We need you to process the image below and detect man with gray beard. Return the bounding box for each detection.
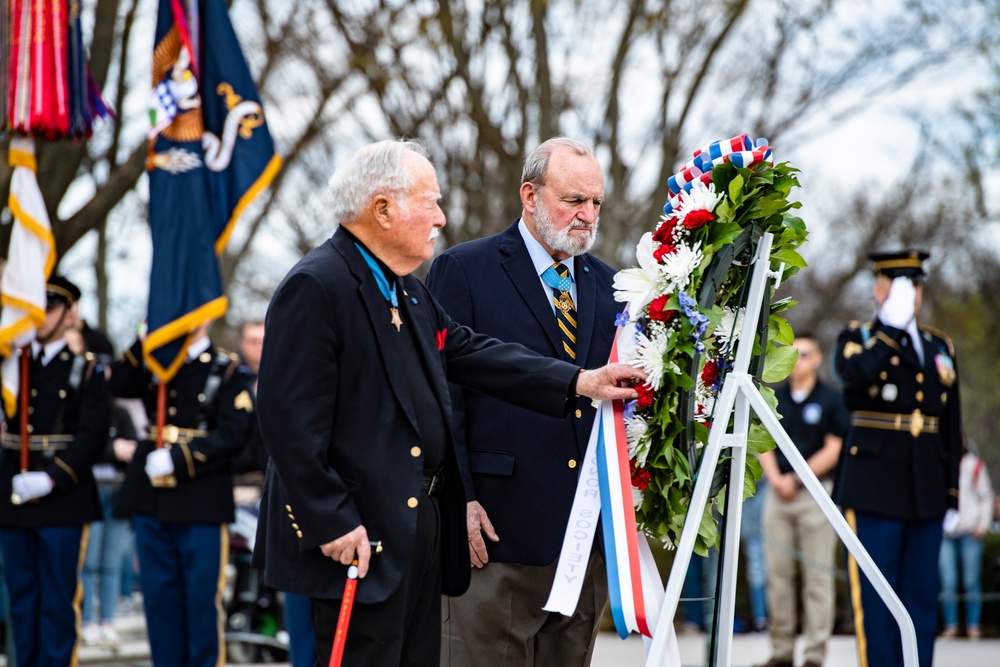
[427,138,618,666]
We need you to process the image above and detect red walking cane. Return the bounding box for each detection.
[328,559,359,667]
[327,540,380,667]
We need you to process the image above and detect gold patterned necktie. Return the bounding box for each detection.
[550,263,577,361]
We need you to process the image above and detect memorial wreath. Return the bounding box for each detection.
[612,134,809,555]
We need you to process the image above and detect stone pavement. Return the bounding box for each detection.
[592,630,1000,666]
[2,613,996,666]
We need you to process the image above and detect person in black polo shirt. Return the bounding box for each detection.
[756,333,849,667]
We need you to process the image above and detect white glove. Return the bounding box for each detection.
[145,448,175,480]
[879,276,915,328]
[942,508,961,533]
[12,472,53,503]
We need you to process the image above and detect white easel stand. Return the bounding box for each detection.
[644,232,919,667]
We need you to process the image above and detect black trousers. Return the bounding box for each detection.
[311,495,441,667]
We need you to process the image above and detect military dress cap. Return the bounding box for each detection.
[46,275,82,307]
[868,249,929,282]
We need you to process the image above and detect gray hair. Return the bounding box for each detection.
[328,139,430,225]
[521,137,596,186]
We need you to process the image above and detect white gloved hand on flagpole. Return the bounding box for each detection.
[12,471,53,502]
[145,448,175,480]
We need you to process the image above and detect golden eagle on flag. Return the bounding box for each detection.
[145,0,281,381]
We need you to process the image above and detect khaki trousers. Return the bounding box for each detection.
[762,480,837,665]
[441,545,608,667]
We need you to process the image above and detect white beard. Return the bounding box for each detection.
[534,198,598,256]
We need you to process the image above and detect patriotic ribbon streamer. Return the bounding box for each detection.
[663,133,773,215]
[545,320,680,664]
[596,396,651,638]
[544,397,664,639]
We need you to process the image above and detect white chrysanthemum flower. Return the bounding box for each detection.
[625,415,650,466]
[714,307,745,348]
[694,376,712,404]
[659,242,703,292]
[675,181,722,220]
[613,232,659,311]
[631,329,669,391]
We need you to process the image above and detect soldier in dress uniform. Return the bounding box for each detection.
[0,275,111,667]
[108,321,255,667]
[833,249,962,667]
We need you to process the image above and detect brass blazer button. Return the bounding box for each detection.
[407,497,418,508]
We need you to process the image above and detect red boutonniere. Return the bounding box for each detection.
[435,328,447,351]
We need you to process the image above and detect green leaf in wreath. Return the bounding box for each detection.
[707,221,743,247]
[750,193,792,220]
[781,214,807,237]
[713,198,734,225]
[728,173,745,206]
[749,169,775,186]
[747,422,777,455]
[761,344,798,383]
[771,246,807,270]
[770,297,797,315]
[758,385,780,415]
[698,503,720,552]
[742,455,764,500]
[769,314,795,346]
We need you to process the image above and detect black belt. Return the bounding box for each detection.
[420,471,445,496]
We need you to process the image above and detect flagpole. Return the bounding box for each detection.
[155,382,167,451]
[18,345,30,473]
[149,381,177,488]
[13,345,31,505]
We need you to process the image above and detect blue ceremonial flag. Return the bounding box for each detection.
[145,0,281,381]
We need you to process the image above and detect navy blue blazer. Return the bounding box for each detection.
[426,221,619,565]
[252,227,579,604]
